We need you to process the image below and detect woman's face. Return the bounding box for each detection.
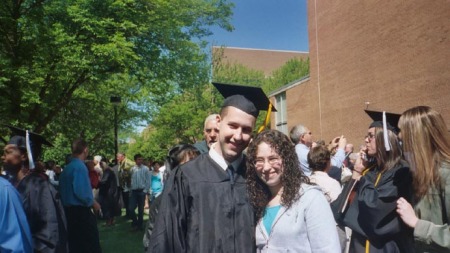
[254,142,283,189]
[365,127,377,156]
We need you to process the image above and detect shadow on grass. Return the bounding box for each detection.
[98,210,148,253]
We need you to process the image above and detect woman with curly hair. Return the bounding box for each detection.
[246,130,340,252]
[396,106,450,252]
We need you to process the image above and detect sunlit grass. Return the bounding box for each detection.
[98,210,148,253]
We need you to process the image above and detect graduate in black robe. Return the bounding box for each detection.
[148,83,275,253]
[148,154,255,253]
[16,166,68,253]
[143,144,200,251]
[343,161,414,252]
[98,162,121,226]
[2,126,68,253]
[339,112,414,253]
[98,162,120,226]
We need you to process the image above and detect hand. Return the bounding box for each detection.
[396,197,418,228]
[92,201,101,212]
[337,135,347,150]
[353,151,366,174]
[330,136,340,149]
[352,169,362,180]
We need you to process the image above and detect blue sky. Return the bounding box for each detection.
[209,0,309,52]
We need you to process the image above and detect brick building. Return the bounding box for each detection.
[270,1,450,145]
[213,46,308,77]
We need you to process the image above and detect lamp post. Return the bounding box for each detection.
[110,96,121,165]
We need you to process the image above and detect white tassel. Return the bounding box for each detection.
[382,112,391,151]
[26,130,35,170]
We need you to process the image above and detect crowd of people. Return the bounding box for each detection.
[0,126,201,253]
[145,89,450,253]
[1,84,450,253]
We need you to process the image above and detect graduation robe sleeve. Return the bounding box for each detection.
[147,154,255,253]
[147,165,188,253]
[344,163,414,251]
[17,173,68,253]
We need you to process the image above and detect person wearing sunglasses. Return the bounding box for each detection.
[341,113,414,253]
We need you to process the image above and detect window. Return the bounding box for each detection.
[275,92,287,134]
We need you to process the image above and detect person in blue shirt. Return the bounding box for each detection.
[289,124,347,182]
[0,176,33,253]
[59,138,102,253]
[149,161,163,202]
[129,154,150,231]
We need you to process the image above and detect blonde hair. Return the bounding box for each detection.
[399,106,450,198]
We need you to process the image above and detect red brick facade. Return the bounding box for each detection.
[213,46,308,77]
[270,1,450,145]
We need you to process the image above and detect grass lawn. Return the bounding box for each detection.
[98,210,148,253]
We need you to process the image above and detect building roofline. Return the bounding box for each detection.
[212,45,309,54]
[269,76,310,97]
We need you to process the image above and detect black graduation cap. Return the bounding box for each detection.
[4,125,53,168]
[212,82,276,118]
[364,110,401,134]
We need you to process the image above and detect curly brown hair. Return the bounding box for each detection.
[246,130,310,220]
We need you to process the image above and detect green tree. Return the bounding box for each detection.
[211,54,310,133]
[212,62,266,87]
[266,57,310,91]
[0,0,233,161]
[126,82,220,161]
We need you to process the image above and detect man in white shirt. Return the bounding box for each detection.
[129,154,150,230]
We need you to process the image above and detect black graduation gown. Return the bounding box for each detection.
[148,154,255,253]
[343,160,415,253]
[98,168,120,219]
[16,172,68,253]
[144,193,163,251]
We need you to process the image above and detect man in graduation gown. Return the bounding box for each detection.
[2,126,68,253]
[148,83,273,253]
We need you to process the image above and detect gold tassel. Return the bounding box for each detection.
[258,103,273,133]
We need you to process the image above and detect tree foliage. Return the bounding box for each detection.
[0,0,233,163]
[125,53,310,161]
[266,57,310,91]
[125,82,221,161]
[212,53,310,135]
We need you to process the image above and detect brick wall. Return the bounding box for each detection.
[278,0,450,146]
[213,46,309,77]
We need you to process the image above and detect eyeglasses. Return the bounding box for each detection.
[254,157,282,168]
[365,132,375,140]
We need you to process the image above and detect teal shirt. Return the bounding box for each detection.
[150,173,162,194]
[263,205,281,235]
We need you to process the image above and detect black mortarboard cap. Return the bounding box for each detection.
[364,110,401,134]
[4,125,53,161]
[212,82,276,118]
